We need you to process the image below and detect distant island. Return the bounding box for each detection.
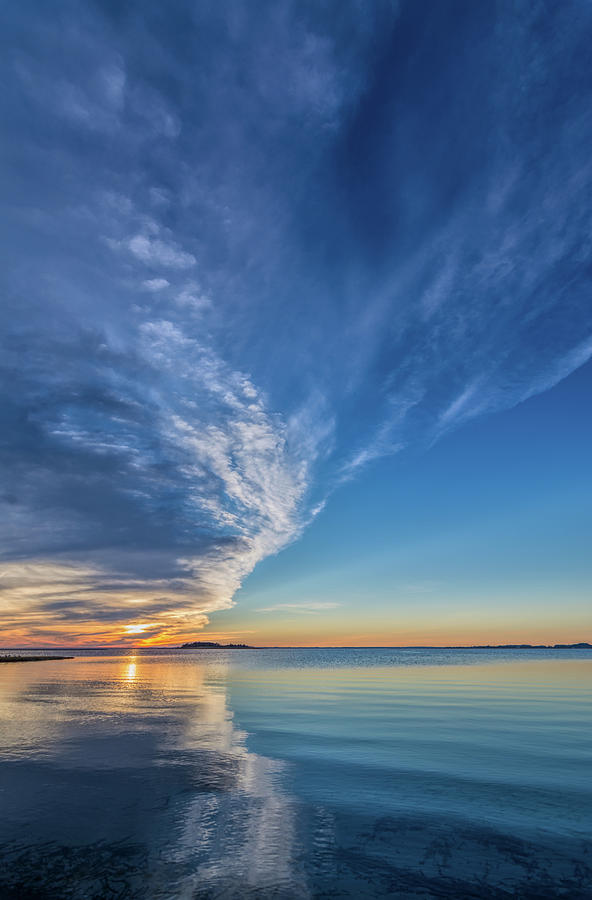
[180,641,253,649]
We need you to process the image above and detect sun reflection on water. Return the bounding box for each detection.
[123,656,137,684]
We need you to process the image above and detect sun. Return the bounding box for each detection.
[124,623,159,635]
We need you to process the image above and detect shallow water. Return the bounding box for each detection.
[0,648,590,898]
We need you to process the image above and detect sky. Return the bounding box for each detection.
[1,0,591,648]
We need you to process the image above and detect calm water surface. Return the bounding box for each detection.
[0,648,590,898]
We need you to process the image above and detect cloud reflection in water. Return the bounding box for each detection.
[0,652,305,898]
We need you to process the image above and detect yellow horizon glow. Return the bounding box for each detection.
[3,628,590,649]
[3,596,590,649]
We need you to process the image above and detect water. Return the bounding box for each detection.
[0,648,590,898]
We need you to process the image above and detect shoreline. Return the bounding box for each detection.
[0,656,74,663]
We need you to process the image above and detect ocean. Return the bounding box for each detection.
[0,647,590,898]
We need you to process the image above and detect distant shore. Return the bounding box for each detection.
[454,643,592,649]
[0,656,74,663]
[0,643,589,653]
[179,642,591,650]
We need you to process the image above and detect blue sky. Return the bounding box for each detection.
[1,0,591,645]
[228,360,592,644]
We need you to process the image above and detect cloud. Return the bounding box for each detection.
[0,312,333,643]
[143,278,170,292]
[127,235,196,269]
[175,285,211,311]
[255,602,341,614]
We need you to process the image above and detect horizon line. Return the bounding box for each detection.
[1,641,590,651]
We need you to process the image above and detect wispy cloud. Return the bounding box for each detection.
[255,602,341,614]
[175,284,211,311]
[127,234,196,269]
[143,278,170,292]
